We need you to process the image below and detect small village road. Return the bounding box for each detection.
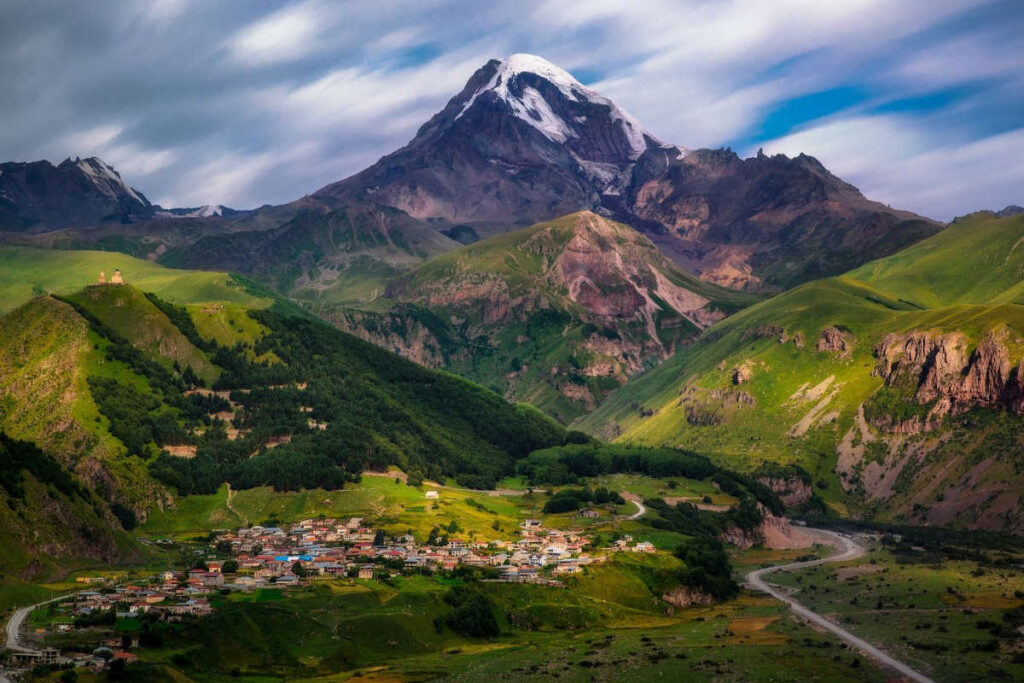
[4,593,67,653]
[746,528,933,683]
[627,498,646,520]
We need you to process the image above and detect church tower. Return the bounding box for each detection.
[110,268,124,285]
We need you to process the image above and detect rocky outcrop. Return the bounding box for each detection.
[323,307,449,368]
[871,328,1024,431]
[732,362,754,385]
[742,324,787,343]
[757,476,813,507]
[720,511,805,550]
[816,326,853,358]
[866,328,1024,434]
[662,586,715,608]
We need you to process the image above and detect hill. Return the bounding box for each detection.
[0,244,270,314]
[579,212,1024,532]
[160,202,458,304]
[0,254,573,579]
[325,212,757,423]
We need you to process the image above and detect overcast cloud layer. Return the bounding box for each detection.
[1,0,1021,220]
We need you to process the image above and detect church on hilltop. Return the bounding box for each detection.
[97,268,124,285]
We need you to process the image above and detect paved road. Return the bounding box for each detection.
[4,595,61,653]
[746,529,933,683]
[627,498,646,520]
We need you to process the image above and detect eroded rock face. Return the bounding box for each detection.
[732,362,753,385]
[369,212,733,418]
[662,586,715,609]
[816,326,853,358]
[757,476,813,507]
[720,510,801,550]
[871,328,1024,431]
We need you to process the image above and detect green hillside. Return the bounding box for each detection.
[845,210,1024,307]
[327,212,758,423]
[159,202,460,305]
[0,244,269,313]
[580,212,1024,532]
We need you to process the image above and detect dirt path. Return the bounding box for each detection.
[745,529,933,683]
[225,483,246,526]
[361,471,531,496]
[619,492,646,519]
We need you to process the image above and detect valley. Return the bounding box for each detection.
[0,25,1021,682]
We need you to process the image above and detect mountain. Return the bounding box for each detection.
[314,54,666,237]
[2,55,939,299]
[579,211,1024,533]
[322,211,757,423]
[0,156,154,231]
[310,54,940,290]
[160,202,459,303]
[618,146,940,290]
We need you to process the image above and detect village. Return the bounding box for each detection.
[11,511,657,675]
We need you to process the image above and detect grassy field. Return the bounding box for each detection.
[139,471,739,545]
[35,566,887,682]
[0,245,270,313]
[763,542,1024,681]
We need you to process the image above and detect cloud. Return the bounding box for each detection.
[227,1,324,66]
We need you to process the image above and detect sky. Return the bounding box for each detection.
[1,0,1021,220]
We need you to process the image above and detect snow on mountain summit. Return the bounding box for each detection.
[456,54,657,160]
[72,156,147,205]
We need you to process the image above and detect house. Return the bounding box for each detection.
[357,567,374,580]
[576,508,600,519]
[632,541,655,553]
[425,490,439,499]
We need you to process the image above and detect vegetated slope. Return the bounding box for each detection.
[1,278,566,517]
[579,212,1024,533]
[322,212,757,423]
[0,245,269,313]
[0,432,140,580]
[0,295,170,527]
[160,202,459,305]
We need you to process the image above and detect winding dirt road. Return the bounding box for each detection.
[745,529,933,683]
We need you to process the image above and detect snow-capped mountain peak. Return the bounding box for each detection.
[455,53,658,161]
[72,156,147,206]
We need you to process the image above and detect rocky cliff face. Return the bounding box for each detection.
[619,147,940,290]
[341,212,748,422]
[0,157,153,232]
[756,475,813,507]
[870,328,1024,432]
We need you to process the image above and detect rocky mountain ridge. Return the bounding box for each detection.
[0,156,154,231]
[329,212,755,422]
